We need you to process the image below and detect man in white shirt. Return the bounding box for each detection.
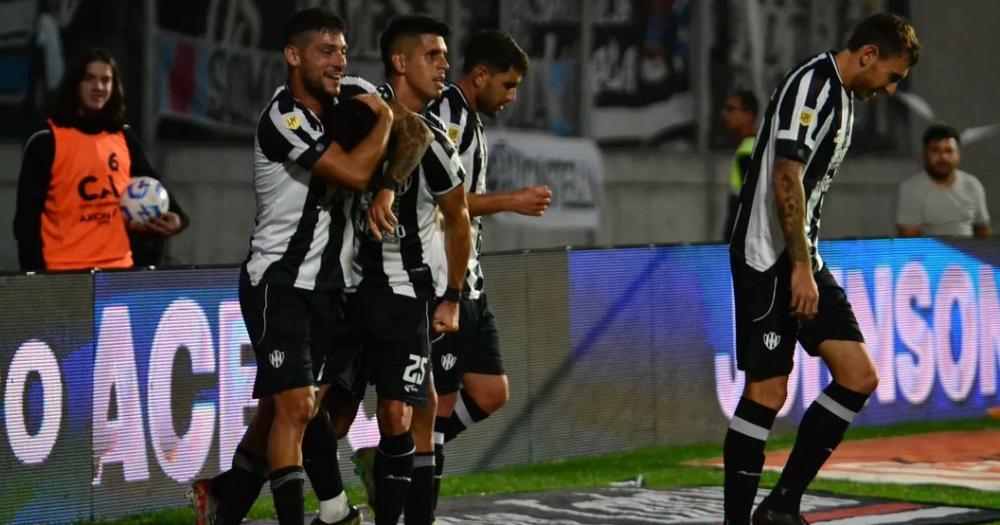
[896,124,991,237]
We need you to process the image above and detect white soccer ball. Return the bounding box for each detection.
[120,176,170,226]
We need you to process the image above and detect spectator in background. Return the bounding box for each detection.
[13,47,187,272]
[721,89,758,242]
[896,124,991,237]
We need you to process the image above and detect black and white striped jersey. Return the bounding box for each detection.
[731,51,855,272]
[353,82,466,299]
[244,85,354,291]
[427,84,486,299]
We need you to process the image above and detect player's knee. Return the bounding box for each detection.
[744,379,788,411]
[275,390,315,429]
[848,366,879,395]
[436,392,458,417]
[377,401,411,435]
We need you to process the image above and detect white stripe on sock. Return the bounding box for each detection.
[815,392,858,423]
[729,415,771,441]
[454,396,476,429]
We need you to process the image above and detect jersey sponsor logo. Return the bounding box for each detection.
[763,331,781,350]
[269,349,285,368]
[79,209,118,224]
[441,353,457,371]
[447,125,460,144]
[78,175,123,201]
[799,108,815,126]
[284,114,301,130]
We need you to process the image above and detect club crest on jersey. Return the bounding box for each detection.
[447,125,460,144]
[269,349,285,368]
[441,353,457,371]
[763,332,781,351]
[799,109,814,127]
[284,114,301,130]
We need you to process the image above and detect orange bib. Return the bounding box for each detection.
[42,119,133,270]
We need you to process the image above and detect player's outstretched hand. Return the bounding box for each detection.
[367,188,397,242]
[513,185,552,216]
[432,299,459,334]
[130,211,183,237]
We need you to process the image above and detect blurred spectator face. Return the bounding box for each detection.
[477,67,523,118]
[924,137,961,180]
[721,95,753,135]
[78,60,113,115]
[295,29,347,98]
[852,48,910,101]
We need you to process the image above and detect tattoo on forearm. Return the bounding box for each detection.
[382,101,433,185]
[773,157,810,265]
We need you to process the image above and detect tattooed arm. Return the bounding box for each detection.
[772,156,818,320]
[366,100,434,238]
[382,98,433,185]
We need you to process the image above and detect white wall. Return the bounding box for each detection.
[0,144,918,271]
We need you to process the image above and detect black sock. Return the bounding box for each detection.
[403,452,435,525]
[303,408,345,500]
[724,397,777,525]
[218,446,269,525]
[440,390,490,442]
[431,422,446,514]
[767,383,869,514]
[374,432,415,525]
[270,465,306,525]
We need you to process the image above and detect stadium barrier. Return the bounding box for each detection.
[2,238,999,523]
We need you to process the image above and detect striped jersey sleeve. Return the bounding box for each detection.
[420,113,466,196]
[774,67,836,164]
[257,93,327,170]
[429,88,470,148]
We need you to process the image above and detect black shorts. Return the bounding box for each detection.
[240,267,346,399]
[323,292,370,403]
[731,253,865,379]
[432,293,505,395]
[354,287,431,406]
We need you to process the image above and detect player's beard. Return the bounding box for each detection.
[304,67,338,100]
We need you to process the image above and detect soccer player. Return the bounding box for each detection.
[725,13,919,525]
[350,14,471,525]
[415,30,547,524]
[189,8,393,525]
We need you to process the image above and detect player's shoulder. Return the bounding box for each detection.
[421,111,448,134]
[339,75,378,99]
[783,51,838,86]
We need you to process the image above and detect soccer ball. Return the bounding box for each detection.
[120,176,170,226]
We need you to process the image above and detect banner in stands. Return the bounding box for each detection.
[487,130,602,228]
[156,0,499,134]
[589,0,694,141]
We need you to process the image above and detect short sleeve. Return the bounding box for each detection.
[257,101,325,170]
[774,69,834,165]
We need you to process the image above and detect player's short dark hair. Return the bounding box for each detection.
[846,13,921,66]
[379,14,451,77]
[50,47,126,130]
[461,30,529,75]
[730,89,759,116]
[283,7,346,47]
[922,124,961,148]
